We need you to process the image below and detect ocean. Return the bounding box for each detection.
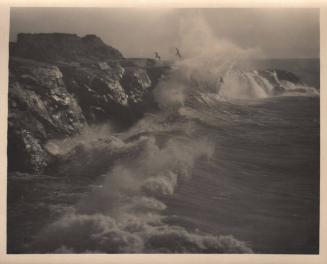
[7,58,320,253]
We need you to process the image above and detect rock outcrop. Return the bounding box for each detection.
[8,58,86,173]
[59,61,156,125]
[8,33,171,173]
[10,33,124,63]
[258,69,303,95]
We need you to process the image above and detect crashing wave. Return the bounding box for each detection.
[30,124,255,253]
[32,213,253,253]
[153,60,318,110]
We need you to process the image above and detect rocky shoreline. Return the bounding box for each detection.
[8,33,171,174]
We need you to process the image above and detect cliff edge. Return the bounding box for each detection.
[8,33,171,173]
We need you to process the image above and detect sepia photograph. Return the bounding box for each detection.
[5,6,320,256]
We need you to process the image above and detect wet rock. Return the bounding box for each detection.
[122,67,151,104]
[59,61,167,126]
[8,57,86,173]
[8,129,50,173]
[8,34,172,173]
[258,69,302,87]
[146,64,172,88]
[59,63,131,124]
[274,69,302,84]
[258,69,303,96]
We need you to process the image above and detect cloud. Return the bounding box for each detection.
[10,8,319,59]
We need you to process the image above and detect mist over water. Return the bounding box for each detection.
[36,134,253,253]
[153,14,317,109]
[23,14,319,254]
[37,109,254,253]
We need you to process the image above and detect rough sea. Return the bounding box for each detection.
[7,58,320,254]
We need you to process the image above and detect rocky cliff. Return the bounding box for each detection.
[8,33,171,174]
[10,33,124,62]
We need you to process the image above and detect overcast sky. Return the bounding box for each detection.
[10,8,319,59]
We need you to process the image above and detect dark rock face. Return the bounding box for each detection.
[258,69,302,95]
[121,67,152,104]
[59,62,129,124]
[8,129,50,173]
[8,58,86,173]
[11,33,124,63]
[8,34,171,173]
[59,61,158,125]
[258,69,302,87]
[274,69,302,84]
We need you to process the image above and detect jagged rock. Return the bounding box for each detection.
[10,33,124,63]
[258,69,303,95]
[8,129,50,173]
[59,63,131,124]
[59,61,166,125]
[274,69,302,84]
[258,69,302,87]
[120,58,171,88]
[8,33,172,173]
[121,67,151,104]
[8,57,86,173]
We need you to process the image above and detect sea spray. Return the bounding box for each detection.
[31,131,253,253]
[33,212,253,253]
[28,13,318,254]
[153,14,317,104]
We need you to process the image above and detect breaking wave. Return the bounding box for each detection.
[153,61,318,110]
[30,13,319,254]
[33,126,253,253]
[33,213,252,253]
